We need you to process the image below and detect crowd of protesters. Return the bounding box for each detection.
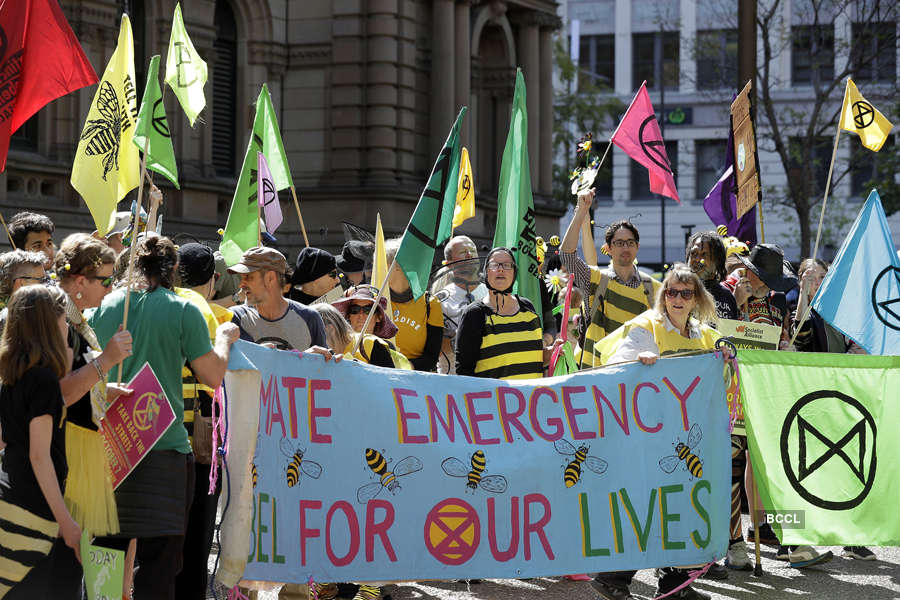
[0,184,880,600]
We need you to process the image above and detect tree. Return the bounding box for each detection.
[754,0,899,257]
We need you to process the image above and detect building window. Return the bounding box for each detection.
[850,134,894,198]
[788,137,831,196]
[630,140,678,201]
[851,21,897,83]
[212,0,238,177]
[696,139,727,199]
[791,25,834,86]
[696,30,738,90]
[577,34,615,89]
[9,114,38,153]
[633,32,680,92]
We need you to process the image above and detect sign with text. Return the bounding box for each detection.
[80,532,125,600]
[100,362,175,488]
[217,342,730,586]
[717,318,780,350]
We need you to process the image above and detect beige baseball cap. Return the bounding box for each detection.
[226,246,287,274]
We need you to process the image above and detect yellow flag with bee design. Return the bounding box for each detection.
[71,15,140,235]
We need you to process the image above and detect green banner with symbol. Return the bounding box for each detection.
[739,350,900,545]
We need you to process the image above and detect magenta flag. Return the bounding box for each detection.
[610,81,679,202]
[257,151,283,233]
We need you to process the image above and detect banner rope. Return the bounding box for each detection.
[654,561,716,600]
[211,384,234,600]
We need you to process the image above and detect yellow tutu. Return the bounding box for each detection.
[64,423,119,536]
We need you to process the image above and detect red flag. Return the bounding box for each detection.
[0,0,98,171]
[611,81,679,202]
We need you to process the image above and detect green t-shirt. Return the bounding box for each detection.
[89,287,213,453]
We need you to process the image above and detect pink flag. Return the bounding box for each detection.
[610,81,679,202]
[257,151,283,233]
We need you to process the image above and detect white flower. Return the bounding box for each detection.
[544,269,567,294]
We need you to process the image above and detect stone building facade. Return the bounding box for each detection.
[2,0,565,262]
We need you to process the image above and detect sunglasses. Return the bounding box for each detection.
[91,275,114,288]
[15,275,49,284]
[347,304,371,315]
[665,288,695,300]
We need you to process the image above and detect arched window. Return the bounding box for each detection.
[212,0,238,177]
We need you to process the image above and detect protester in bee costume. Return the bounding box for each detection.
[455,247,550,380]
[590,264,720,600]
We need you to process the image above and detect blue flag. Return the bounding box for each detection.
[812,190,900,355]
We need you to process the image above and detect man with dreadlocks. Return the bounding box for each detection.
[686,231,740,322]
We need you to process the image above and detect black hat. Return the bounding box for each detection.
[736,244,798,292]
[292,247,336,286]
[335,240,371,273]
[178,243,216,287]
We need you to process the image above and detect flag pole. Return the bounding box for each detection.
[116,137,151,385]
[289,185,310,247]
[351,256,398,356]
[757,200,765,243]
[0,213,16,248]
[787,125,842,348]
[257,175,263,247]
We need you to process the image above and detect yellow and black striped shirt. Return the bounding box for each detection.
[455,296,544,380]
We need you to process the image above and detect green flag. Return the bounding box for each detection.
[395,107,466,299]
[132,55,178,188]
[165,2,207,125]
[739,350,900,545]
[493,69,541,325]
[220,84,292,265]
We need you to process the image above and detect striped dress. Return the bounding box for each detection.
[454,296,544,380]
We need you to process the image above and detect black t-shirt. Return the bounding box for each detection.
[704,279,741,321]
[0,366,67,520]
[67,327,97,431]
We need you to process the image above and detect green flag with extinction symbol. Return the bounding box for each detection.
[132,55,178,188]
[220,84,293,265]
[493,69,541,325]
[395,107,466,299]
[165,2,207,125]
[739,350,900,545]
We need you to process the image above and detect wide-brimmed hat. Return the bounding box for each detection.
[736,244,797,292]
[332,284,398,339]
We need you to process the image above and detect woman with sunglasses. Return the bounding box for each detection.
[332,285,411,370]
[455,247,549,380]
[596,263,718,367]
[52,234,133,555]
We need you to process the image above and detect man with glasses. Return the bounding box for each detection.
[229,247,327,351]
[0,249,48,309]
[560,188,660,369]
[434,235,486,373]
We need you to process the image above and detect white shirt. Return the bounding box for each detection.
[607,311,704,364]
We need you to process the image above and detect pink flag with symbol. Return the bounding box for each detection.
[257,151,283,233]
[611,81,679,202]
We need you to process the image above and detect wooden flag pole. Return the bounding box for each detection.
[788,127,842,348]
[351,256,398,356]
[290,185,310,248]
[116,137,152,385]
[0,213,16,248]
[757,199,766,243]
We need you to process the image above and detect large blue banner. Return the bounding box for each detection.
[219,341,730,585]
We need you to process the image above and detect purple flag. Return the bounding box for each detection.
[702,127,757,245]
[257,151,283,233]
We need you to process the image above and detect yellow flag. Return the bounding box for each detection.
[452,147,475,229]
[839,79,893,152]
[71,15,140,235]
[373,213,391,319]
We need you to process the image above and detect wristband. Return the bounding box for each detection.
[91,358,105,380]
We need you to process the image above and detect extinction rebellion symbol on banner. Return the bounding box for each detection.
[780,390,876,510]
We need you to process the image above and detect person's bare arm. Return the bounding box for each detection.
[560,188,595,254]
[30,415,81,561]
[581,216,598,266]
[189,322,240,388]
[60,328,133,406]
[146,184,163,233]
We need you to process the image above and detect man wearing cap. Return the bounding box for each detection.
[174,243,232,599]
[336,240,373,288]
[291,247,342,304]
[229,246,327,351]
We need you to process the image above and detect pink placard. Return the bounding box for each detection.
[100,362,176,489]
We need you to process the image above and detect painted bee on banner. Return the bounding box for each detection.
[356,448,423,504]
[555,439,608,487]
[659,423,703,479]
[251,462,258,488]
[80,81,131,181]
[279,438,323,488]
[441,450,508,494]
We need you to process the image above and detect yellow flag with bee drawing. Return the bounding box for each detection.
[71,15,140,235]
